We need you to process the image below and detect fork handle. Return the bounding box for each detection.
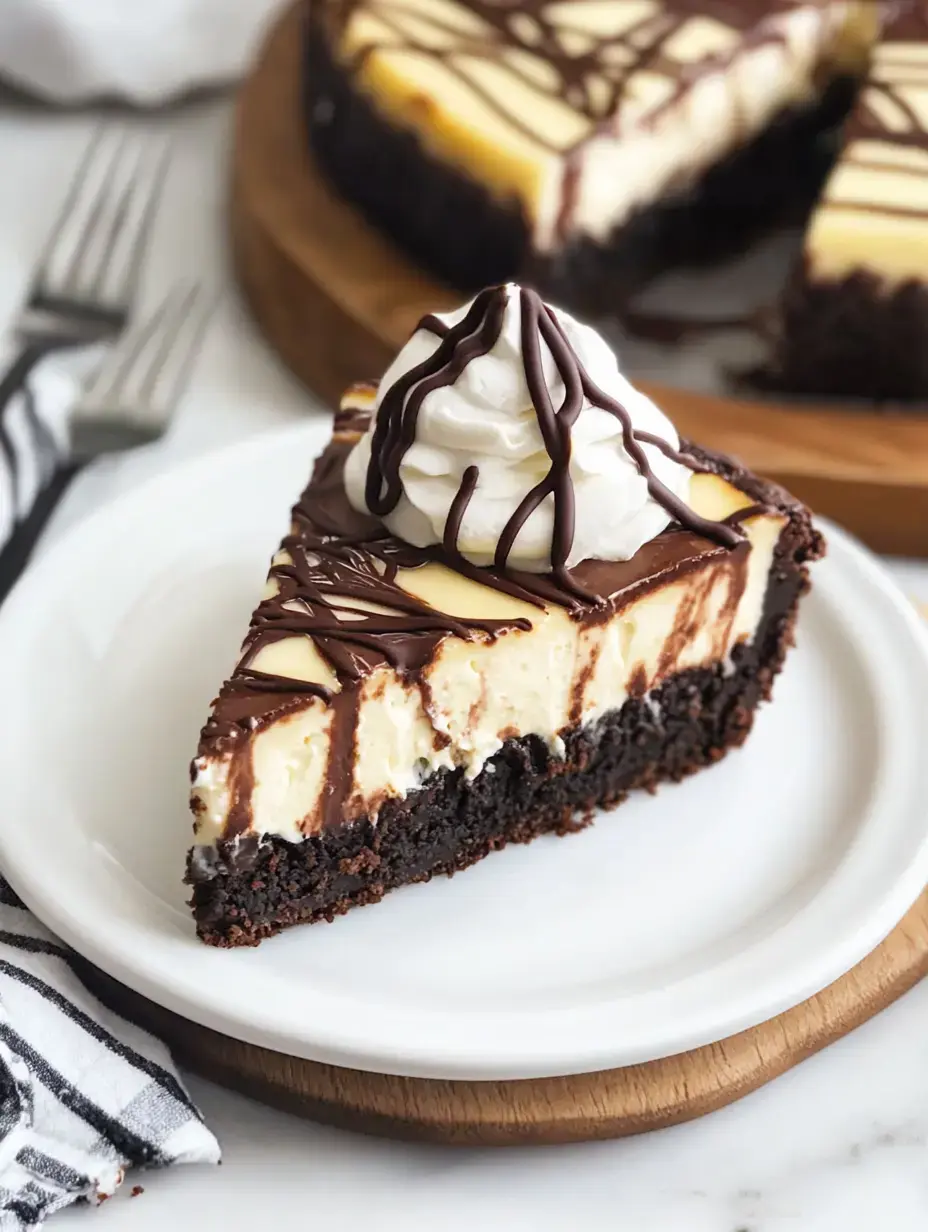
[0,338,50,433]
[0,463,82,605]
[0,339,79,605]
[0,337,53,390]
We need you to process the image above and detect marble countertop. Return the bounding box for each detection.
[4,99,927,1232]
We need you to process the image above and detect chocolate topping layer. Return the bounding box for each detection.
[330,0,799,128]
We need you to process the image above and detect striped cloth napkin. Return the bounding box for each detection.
[0,879,219,1230]
[0,349,90,558]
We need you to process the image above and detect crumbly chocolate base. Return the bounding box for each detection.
[757,265,928,403]
[304,17,853,310]
[188,471,821,947]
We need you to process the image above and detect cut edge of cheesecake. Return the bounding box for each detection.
[186,384,824,948]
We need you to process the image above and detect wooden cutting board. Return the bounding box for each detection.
[230,1,928,558]
[82,893,928,1145]
[113,1,927,1144]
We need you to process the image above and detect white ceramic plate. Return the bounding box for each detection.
[2,421,928,1081]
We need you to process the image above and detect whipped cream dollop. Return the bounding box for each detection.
[344,284,693,572]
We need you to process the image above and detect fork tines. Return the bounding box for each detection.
[72,283,215,458]
[31,127,171,326]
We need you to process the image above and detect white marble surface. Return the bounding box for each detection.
[2,98,927,1231]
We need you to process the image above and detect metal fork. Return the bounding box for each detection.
[71,282,214,458]
[18,126,168,348]
[0,127,169,481]
[0,282,215,603]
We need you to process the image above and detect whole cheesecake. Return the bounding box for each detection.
[303,0,876,307]
[187,285,823,947]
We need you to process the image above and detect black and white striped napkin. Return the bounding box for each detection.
[0,350,87,557]
[0,879,219,1230]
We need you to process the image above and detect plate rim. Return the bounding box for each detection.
[3,422,928,1080]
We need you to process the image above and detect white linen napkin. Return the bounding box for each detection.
[0,0,286,105]
[0,879,219,1230]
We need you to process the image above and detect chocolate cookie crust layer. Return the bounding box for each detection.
[304,15,854,308]
[760,267,928,403]
[187,446,822,949]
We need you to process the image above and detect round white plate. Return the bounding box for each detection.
[2,422,928,1081]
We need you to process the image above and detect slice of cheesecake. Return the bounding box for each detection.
[187,286,823,947]
[305,0,876,306]
[764,3,928,400]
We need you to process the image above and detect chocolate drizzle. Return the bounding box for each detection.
[365,288,506,516]
[850,4,928,142]
[364,285,741,604]
[238,498,529,705]
[442,464,479,556]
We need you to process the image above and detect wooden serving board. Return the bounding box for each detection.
[231,1,928,558]
[83,894,928,1145]
[131,2,928,1143]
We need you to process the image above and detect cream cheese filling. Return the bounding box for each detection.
[191,472,785,846]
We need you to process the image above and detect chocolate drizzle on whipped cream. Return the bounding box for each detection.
[364,285,740,603]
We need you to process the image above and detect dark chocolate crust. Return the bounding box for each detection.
[187,445,823,948]
[758,264,928,403]
[304,11,853,310]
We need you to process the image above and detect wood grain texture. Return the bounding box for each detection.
[212,2,928,1142]
[80,892,928,1145]
[231,0,928,557]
